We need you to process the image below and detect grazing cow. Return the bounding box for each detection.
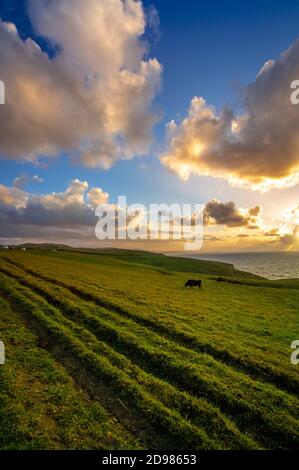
[185,279,202,289]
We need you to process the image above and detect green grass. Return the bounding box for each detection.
[0,294,140,450]
[0,248,298,449]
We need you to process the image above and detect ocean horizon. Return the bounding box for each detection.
[168,251,299,280]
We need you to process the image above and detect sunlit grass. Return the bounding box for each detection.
[0,249,298,449]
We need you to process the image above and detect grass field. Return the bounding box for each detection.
[0,248,298,449]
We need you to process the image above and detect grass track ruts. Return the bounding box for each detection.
[1,265,299,448]
[1,272,257,450]
[1,256,298,398]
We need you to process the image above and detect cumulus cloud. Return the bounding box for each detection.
[264,224,299,248]
[0,0,162,166]
[0,179,109,241]
[0,184,27,208]
[13,173,43,189]
[88,187,109,208]
[161,39,299,191]
[204,199,261,228]
[261,204,299,248]
[275,204,299,235]
[0,178,264,246]
[278,226,299,246]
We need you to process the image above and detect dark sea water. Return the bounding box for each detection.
[178,252,299,280]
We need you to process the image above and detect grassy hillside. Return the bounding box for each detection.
[0,248,299,449]
[17,244,262,278]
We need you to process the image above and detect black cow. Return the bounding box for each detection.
[185,279,202,289]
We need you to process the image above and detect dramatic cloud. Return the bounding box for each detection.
[0,0,162,167]
[204,200,262,228]
[278,226,299,246]
[0,184,26,207]
[88,187,109,208]
[161,39,299,191]
[0,178,264,247]
[274,204,299,245]
[260,203,299,249]
[0,179,109,241]
[263,225,299,248]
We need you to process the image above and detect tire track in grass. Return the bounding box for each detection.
[2,271,261,450]
[0,295,141,450]
[41,291,299,449]
[2,266,299,449]
[0,273,243,450]
[1,256,298,398]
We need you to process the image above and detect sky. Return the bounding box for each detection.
[0,0,299,252]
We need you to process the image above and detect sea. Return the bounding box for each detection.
[173,251,299,280]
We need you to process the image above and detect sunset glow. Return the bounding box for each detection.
[0,0,298,253]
